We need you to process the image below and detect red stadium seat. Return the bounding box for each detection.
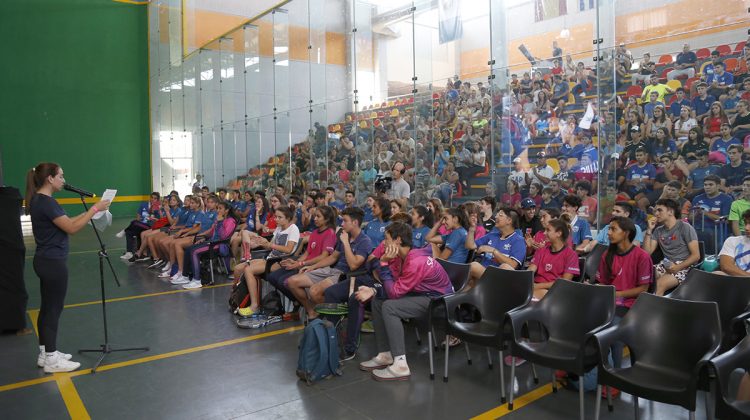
[660,67,673,80]
[735,41,747,54]
[742,91,750,101]
[724,58,738,73]
[658,54,673,65]
[686,77,700,90]
[626,85,642,98]
[696,48,711,60]
[668,95,677,105]
[716,44,732,57]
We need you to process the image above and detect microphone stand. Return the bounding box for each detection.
[76,194,148,372]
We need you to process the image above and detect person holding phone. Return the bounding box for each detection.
[25,162,111,372]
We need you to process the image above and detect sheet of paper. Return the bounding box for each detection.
[101,189,117,203]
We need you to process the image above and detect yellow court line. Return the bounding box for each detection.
[470,385,554,420]
[25,247,126,259]
[55,195,150,205]
[59,282,233,310]
[1,325,304,393]
[55,375,91,420]
[68,325,305,378]
[0,376,56,393]
[28,309,40,337]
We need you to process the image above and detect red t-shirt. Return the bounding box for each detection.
[305,227,337,261]
[596,246,652,308]
[530,245,580,284]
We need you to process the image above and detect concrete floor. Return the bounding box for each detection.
[0,217,720,419]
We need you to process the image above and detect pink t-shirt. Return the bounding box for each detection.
[305,227,337,261]
[532,230,574,248]
[596,246,652,308]
[531,245,580,284]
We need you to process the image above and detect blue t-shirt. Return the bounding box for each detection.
[570,216,593,246]
[692,193,733,228]
[669,99,692,118]
[363,206,374,224]
[689,165,719,189]
[196,211,217,233]
[184,210,200,228]
[710,137,741,155]
[596,224,644,245]
[626,163,657,194]
[412,226,431,249]
[652,139,677,157]
[232,200,248,214]
[718,161,750,189]
[30,194,68,259]
[168,206,183,221]
[474,229,527,268]
[333,232,373,272]
[245,209,267,232]
[675,51,697,67]
[708,71,734,88]
[692,95,717,116]
[177,208,192,226]
[442,227,469,264]
[363,219,390,247]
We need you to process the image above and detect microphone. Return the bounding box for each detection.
[64,183,95,198]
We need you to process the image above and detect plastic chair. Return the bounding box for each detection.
[686,77,700,90]
[626,85,643,98]
[592,293,721,420]
[716,44,732,57]
[666,79,682,92]
[659,54,674,65]
[506,280,616,419]
[725,58,739,73]
[660,67,674,80]
[708,335,750,419]
[426,258,472,374]
[736,41,747,54]
[697,48,711,60]
[582,243,608,282]
[668,269,750,351]
[441,267,533,403]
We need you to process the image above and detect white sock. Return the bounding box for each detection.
[394,355,406,364]
[39,345,45,353]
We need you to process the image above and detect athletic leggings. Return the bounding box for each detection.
[33,256,68,353]
[125,221,150,253]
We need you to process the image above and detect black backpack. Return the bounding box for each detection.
[228,281,250,312]
[261,290,284,316]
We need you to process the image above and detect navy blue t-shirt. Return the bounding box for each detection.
[333,231,373,272]
[30,194,68,259]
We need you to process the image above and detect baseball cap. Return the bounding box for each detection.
[537,151,547,158]
[630,125,641,133]
[513,157,522,163]
[520,198,536,209]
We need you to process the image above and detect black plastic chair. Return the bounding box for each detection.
[193,234,232,285]
[668,269,750,351]
[582,244,608,282]
[708,335,750,419]
[592,293,721,420]
[425,259,471,371]
[439,267,533,403]
[506,280,616,419]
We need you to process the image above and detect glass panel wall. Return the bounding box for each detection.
[150,0,750,240]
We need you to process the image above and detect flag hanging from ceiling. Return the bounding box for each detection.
[438,0,462,44]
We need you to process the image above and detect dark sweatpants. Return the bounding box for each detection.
[33,256,68,353]
[323,274,375,354]
[266,267,298,302]
[125,221,150,253]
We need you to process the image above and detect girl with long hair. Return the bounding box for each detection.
[426,207,471,263]
[25,163,111,372]
[181,201,239,289]
[528,219,580,299]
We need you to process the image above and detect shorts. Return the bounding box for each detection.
[655,259,688,282]
[302,267,344,284]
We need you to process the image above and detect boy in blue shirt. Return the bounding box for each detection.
[625,147,657,201]
[561,195,593,251]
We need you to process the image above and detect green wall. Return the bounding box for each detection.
[0,0,149,216]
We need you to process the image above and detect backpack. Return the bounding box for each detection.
[296,319,342,385]
[261,290,284,316]
[228,280,250,312]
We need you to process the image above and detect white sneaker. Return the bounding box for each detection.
[170,275,189,285]
[182,280,202,289]
[147,259,163,269]
[160,263,173,273]
[158,271,173,278]
[37,350,72,368]
[120,252,133,260]
[115,229,125,238]
[43,353,80,373]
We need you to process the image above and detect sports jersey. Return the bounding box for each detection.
[596,245,653,308]
[412,226,431,249]
[626,163,657,195]
[441,227,469,264]
[474,229,527,268]
[305,227,337,260]
[530,245,580,284]
[569,216,593,246]
[363,219,390,247]
[691,193,733,228]
[376,247,453,299]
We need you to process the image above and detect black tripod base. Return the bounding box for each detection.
[79,344,149,373]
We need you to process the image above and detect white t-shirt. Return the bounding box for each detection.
[719,235,750,272]
[509,170,529,188]
[269,224,301,258]
[528,164,554,186]
[389,178,411,199]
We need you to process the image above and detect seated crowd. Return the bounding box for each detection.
[115,38,750,386]
[114,174,750,385]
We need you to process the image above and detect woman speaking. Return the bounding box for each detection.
[25,163,110,373]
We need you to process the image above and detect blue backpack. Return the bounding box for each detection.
[296,319,342,385]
